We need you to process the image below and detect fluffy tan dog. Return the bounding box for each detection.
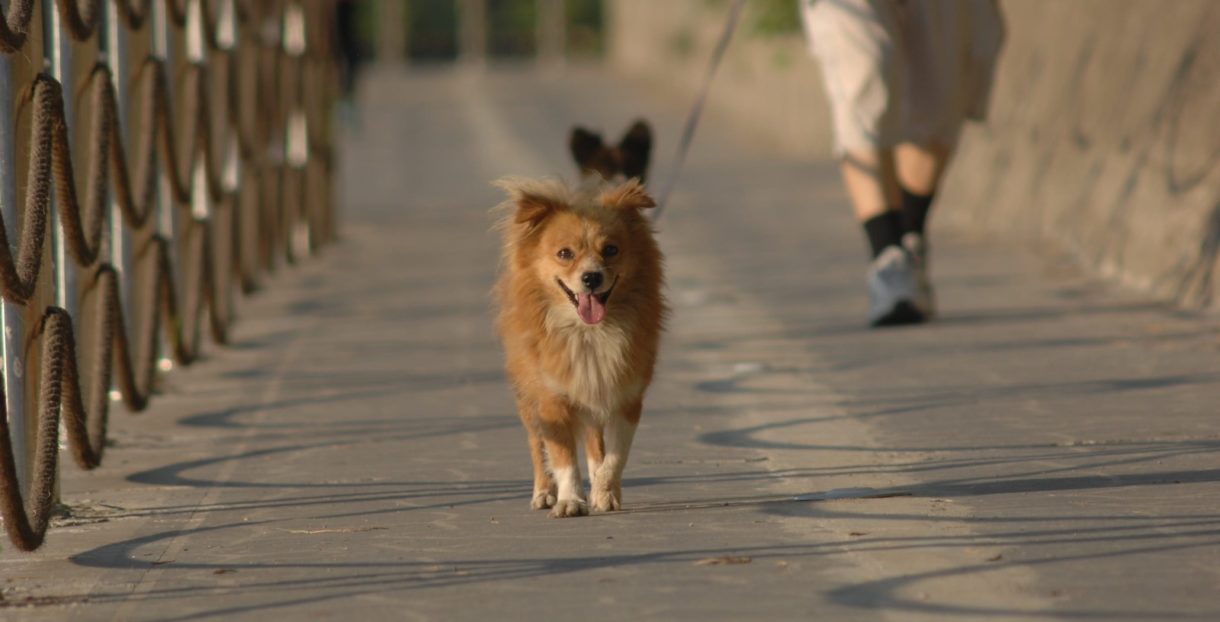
[494,177,666,517]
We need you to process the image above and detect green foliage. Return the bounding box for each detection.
[771,46,795,70]
[567,0,604,57]
[669,27,696,59]
[749,0,802,37]
[383,0,605,62]
[408,0,459,60]
[488,0,538,57]
[703,0,803,38]
[353,1,381,58]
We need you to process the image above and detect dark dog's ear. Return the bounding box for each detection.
[618,120,653,183]
[569,127,605,170]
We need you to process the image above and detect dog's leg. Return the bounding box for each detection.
[516,396,556,509]
[529,433,557,509]
[539,396,588,518]
[591,399,641,512]
[583,420,605,492]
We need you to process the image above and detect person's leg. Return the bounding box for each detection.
[895,0,1003,236]
[890,0,1001,319]
[802,0,922,326]
[895,140,951,236]
[892,140,951,317]
[801,0,910,258]
[843,149,899,221]
[842,147,903,259]
[851,149,922,326]
[803,0,922,326]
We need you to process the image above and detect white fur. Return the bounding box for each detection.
[543,309,640,418]
[549,464,587,517]
[592,416,637,512]
[586,452,602,487]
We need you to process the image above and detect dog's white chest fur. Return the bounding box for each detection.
[543,316,638,418]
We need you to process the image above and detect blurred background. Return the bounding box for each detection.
[336,0,1219,310]
[342,0,610,65]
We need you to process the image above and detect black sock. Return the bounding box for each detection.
[900,188,934,236]
[862,211,903,259]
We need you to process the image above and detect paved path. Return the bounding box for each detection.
[2,67,1218,620]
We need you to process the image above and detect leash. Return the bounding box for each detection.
[652,0,747,221]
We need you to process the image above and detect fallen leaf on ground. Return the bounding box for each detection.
[284,527,388,534]
[695,556,752,566]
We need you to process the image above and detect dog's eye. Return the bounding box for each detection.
[557,248,574,260]
[602,245,619,258]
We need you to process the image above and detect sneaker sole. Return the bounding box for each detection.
[871,301,925,327]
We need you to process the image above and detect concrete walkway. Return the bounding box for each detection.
[2,67,1218,621]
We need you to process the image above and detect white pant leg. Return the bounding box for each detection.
[801,0,906,155]
[899,0,1006,146]
[802,0,1004,151]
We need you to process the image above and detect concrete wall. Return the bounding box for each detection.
[607,0,1220,308]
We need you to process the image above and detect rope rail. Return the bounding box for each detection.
[0,0,336,551]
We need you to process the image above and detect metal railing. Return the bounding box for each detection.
[0,0,336,552]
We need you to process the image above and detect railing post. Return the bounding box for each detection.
[152,0,174,245]
[0,47,28,496]
[44,0,75,317]
[42,0,73,504]
[187,0,210,223]
[537,0,566,73]
[283,1,309,257]
[217,0,239,322]
[218,0,239,198]
[0,0,337,553]
[104,0,134,393]
[377,0,406,64]
[458,0,488,70]
[152,0,176,373]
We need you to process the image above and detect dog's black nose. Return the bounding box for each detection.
[581,272,604,291]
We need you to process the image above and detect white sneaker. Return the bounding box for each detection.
[867,245,924,327]
[902,232,936,318]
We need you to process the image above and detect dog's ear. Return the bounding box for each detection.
[601,178,656,211]
[514,191,565,226]
[569,126,605,170]
[496,178,567,228]
[618,120,652,183]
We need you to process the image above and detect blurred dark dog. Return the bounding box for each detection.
[569,120,653,184]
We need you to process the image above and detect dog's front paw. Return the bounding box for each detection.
[548,498,588,518]
[530,489,557,510]
[590,486,621,512]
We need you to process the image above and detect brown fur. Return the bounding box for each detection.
[493,177,666,517]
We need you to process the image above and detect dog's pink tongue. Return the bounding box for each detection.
[577,292,606,325]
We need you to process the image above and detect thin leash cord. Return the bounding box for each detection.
[652,0,748,221]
